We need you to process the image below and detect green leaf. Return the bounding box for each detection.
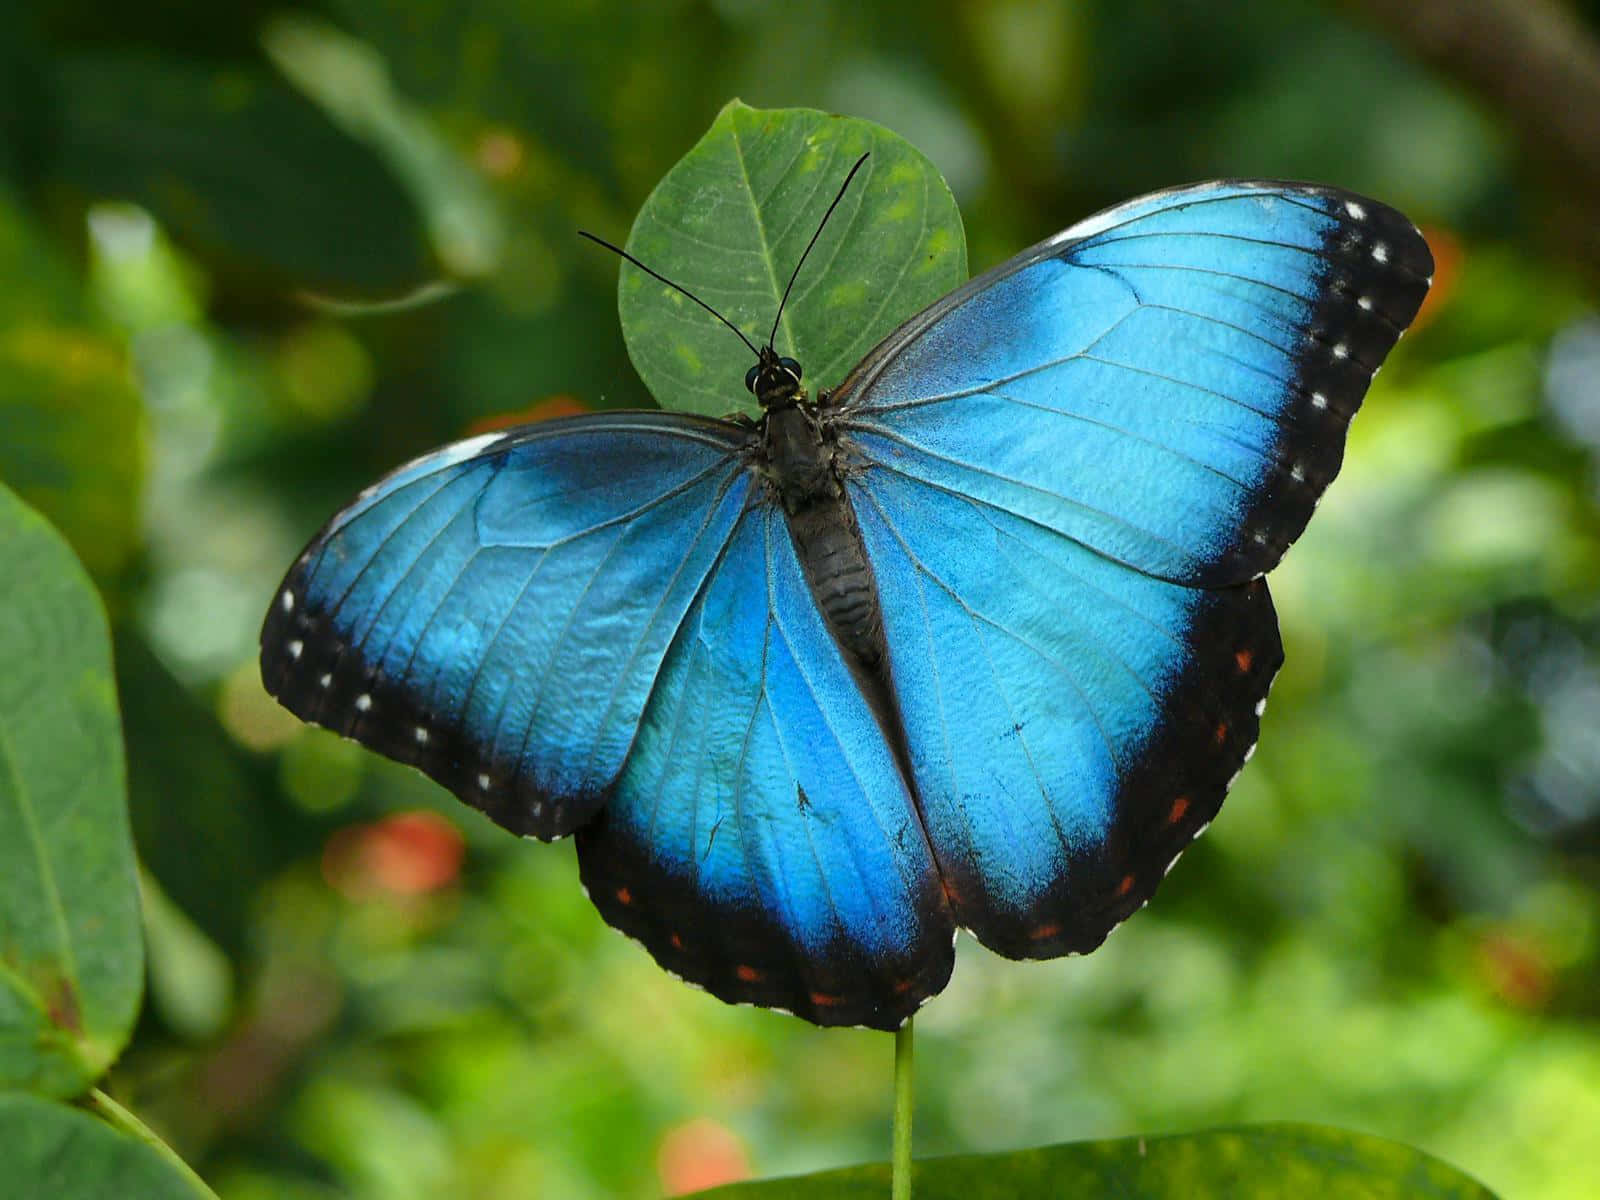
[0,191,144,577]
[116,632,281,957]
[619,100,966,417]
[0,1094,200,1198]
[696,1124,1498,1199]
[0,484,141,1097]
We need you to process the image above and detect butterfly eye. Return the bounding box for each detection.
[779,357,802,379]
[745,364,761,393]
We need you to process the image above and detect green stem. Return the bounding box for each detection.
[85,1088,219,1200]
[893,1016,915,1200]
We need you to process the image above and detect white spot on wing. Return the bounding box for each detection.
[432,431,504,468]
[478,773,491,790]
[355,693,372,712]
[1255,698,1268,716]
[1311,391,1328,409]
[288,640,303,660]
[280,590,295,613]
[1344,200,1366,220]
[414,726,429,745]
[1333,342,1349,360]
[1290,463,1306,482]
[1372,242,1389,264]
[1357,296,1373,311]
[1050,181,1255,246]
[1055,195,1158,243]
[332,431,508,530]
[318,673,332,688]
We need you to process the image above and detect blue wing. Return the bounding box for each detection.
[849,468,1279,955]
[577,501,955,1030]
[834,181,1433,585]
[830,181,1430,954]
[260,412,751,840]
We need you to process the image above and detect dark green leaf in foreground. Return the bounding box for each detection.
[618,100,966,417]
[696,1124,1498,1200]
[0,1094,200,1199]
[0,485,141,1097]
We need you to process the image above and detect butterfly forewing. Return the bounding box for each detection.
[260,413,750,840]
[835,182,1433,586]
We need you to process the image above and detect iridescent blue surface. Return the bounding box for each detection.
[263,181,1432,1028]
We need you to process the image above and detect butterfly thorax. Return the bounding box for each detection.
[761,401,832,513]
[761,398,886,670]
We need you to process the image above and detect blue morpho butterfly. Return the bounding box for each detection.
[261,156,1432,1030]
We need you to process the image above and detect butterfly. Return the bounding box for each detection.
[261,164,1432,1030]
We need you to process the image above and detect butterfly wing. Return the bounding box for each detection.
[577,499,955,1030]
[834,181,1433,586]
[848,468,1278,955]
[260,412,752,840]
[831,181,1431,954]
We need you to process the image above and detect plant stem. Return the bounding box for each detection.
[86,1088,220,1199]
[893,1016,915,1200]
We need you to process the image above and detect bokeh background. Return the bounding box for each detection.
[3,1,1599,1196]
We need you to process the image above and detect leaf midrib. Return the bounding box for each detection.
[728,119,788,356]
[0,687,83,1030]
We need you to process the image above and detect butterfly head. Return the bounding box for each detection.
[746,346,804,409]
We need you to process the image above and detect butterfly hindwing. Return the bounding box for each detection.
[577,501,955,1030]
[850,467,1280,956]
[836,181,1432,586]
[260,413,749,840]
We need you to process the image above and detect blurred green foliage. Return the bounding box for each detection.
[1,1,1597,1197]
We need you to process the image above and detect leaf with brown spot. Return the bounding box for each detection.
[0,485,142,1098]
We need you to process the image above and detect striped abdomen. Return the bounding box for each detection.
[785,498,884,667]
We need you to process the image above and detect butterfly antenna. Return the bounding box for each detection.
[578,230,761,359]
[768,151,870,351]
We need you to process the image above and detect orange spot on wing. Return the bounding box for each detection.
[616,886,633,905]
[1169,795,1191,823]
[669,932,684,951]
[809,991,842,1008]
[1030,922,1062,941]
[894,978,918,995]
[1115,874,1136,898]
[735,964,762,983]
[1214,722,1229,745]
[1234,648,1253,672]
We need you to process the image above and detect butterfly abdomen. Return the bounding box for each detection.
[785,499,883,668]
